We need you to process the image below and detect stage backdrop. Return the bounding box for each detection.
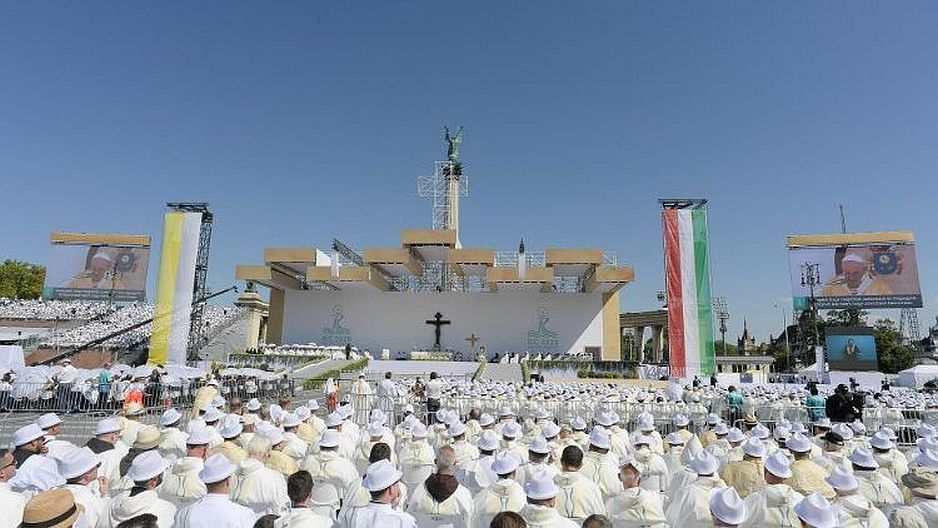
[281,290,606,359]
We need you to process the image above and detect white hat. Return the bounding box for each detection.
[502,422,522,439]
[534,408,551,421]
[632,435,653,447]
[295,406,311,421]
[319,430,340,448]
[211,395,225,408]
[307,399,320,411]
[185,426,213,446]
[706,413,721,425]
[773,425,791,442]
[690,451,721,476]
[764,451,792,478]
[794,493,838,528]
[878,427,897,441]
[832,423,854,441]
[524,471,559,500]
[714,423,730,435]
[786,432,812,453]
[218,416,243,439]
[917,436,938,452]
[916,424,937,438]
[325,412,343,428]
[370,409,387,426]
[368,421,386,438]
[666,432,684,446]
[402,404,414,414]
[588,427,611,450]
[750,423,770,440]
[848,447,879,470]
[246,398,261,411]
[448,422,467,438]
[570,416,587,431]
[850,420,867,435]
[160,408,182,427]
[491,452,521,476]
[202,407,224,423]
[410,423,429,439]
[339,405,353,419]
[261,425,284,446]
[673,414,690,427]
[479,413,495,427]
[362,459,402,492]
[127,450,168,482]
[281,413,301,429]
[92,251,112,262]
[709,487,747,526]
[13,424,45,447]
[57,447,100,480]
[618,455,638,469]
[529,436,550,455]
[826,466,859,492]
[726,427,746,444]
[498,407,514,417]
[199,453,236,484]
[93,419,121,436]
[186,419,206,434]
[742,438,766,458]
[595,411,616,427]
[477,431,499,451]
[637,414,655,432]
[814,417,832,428]
[541,422,561,438]
[37,413,62,430]
[869,431,895,451]
[915,449,938,471]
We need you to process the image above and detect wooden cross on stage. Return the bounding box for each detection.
[425,312,451,350]
[465,332,480,357]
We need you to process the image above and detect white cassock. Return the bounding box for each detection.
[553,471,606,525]
[339,502,417,528]
[665,476,727,528]
[175,493,256,528]
[65,483,109,528]
[471,479,525,528]
[231,458,289,515]
[399,443,435,495]
[518,504,580,528]
[286,507,335,528]
[449,440,479,469]
[832,494,889,528]
[301,451,360,500]
[740,483,803,528]
[456,455,495,495]
[44,438,76,459]
[281,432,309,462]
[158,428,188,464]
[632,448,669,494]
[855,469,903,509]
[580,451,621,500]
[98,443,129,485]
[405,481,474,528]
[108,489,177,528]
[604,488,668,528]
[158,457,207,508]
[516,460,559,488]
[0,482,27,528]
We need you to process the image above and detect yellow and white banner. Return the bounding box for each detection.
[149,212,202,365]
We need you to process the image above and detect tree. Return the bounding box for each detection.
[0,260,45,299]
[714,340,735,356]
[825,309,869,327]
[874,318,916,373]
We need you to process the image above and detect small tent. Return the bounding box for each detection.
[897,364,938,389]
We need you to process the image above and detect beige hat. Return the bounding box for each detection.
[21,489,83,528]
[902,467,938,498]
[133,426,161,450]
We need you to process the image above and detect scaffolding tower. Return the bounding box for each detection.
[417,160,469,237]
[900,308,921,343]
[166,202,214,361]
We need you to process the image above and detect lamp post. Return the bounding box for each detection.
[800,262,822,361]
[713,297,729,354]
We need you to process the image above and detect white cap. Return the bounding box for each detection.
[127,450,167,482]
[786,432,812,453]
[37,413,62,430]
[199,453,236,484]
[764,451,792,478]
[794,493,838,528]
[869,431,895,451]
[325,412,343,428]
[832,423,854,441]
[850,419,867,435]
[491,452,521,475]
[498,407,514,417]
[524,471,559,500]
[826,466,859,491]
[742,438,766,458]
[528,436,550,455]
[878,427,897,441]
[848,447,878,470]
[673,414,690,427]
[714,423,730,436]
[710,487,747,526]
[570,416,587,431]
[319,430,340,448]
[295,406,311,421]
[160,408,182,427]
[502,422,522,439]
[726,428,746,444]
[186,426,213,446]
[706,413,721,425]
[666,432,684,446]
[750,423,770,440]
[690,451,721,476]
[534,408,551,421]
[595,411,616,427]
[541,422,561,438]
[588,427,611,450]
[637,414,655,432]
[479,413,495,427]
[13,424,45,447]
[218,416,243,439]
[93,418,121,436]
[448,421,467,438]
[914,449,938,471]
[814,417,832,428]
[260,425,284,446]
[632,435,653,447]
[368,421,385,438]
[362,459,402,492]
[409,423,429,439]
[477,431,499,451]
[57,447,100,480]
[246,398,261,411]
[202,407,224,423]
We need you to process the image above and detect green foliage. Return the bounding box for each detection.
[0,260,46,300]
[825,309,869,327]
[714,340,735,356]
[577,369,623,379]
[873,318,916,373]
[302,358,369,390]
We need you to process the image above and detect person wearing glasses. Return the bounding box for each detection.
[0,451,26,528]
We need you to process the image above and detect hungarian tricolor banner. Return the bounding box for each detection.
[663,207,716,378]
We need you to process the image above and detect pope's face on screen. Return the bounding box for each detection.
[91,255,110,281]
[842,261,866,289]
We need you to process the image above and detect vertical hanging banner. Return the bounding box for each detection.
[663,205,716,379]
[149,212,202,365]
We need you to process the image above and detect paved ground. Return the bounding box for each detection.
[480,362,523,382]
[364,360,478,378]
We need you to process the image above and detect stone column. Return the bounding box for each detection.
[234,289,269,352]
[651,325,664,363]
[633,325,646,362]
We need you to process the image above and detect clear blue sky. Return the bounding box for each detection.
[2,2,937,342]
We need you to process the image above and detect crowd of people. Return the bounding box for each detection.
[2,371,938,528]
[0,299,116,321]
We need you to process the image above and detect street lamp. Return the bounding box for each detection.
[713,297,729,354]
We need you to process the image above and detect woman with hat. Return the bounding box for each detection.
[20,489,81,528]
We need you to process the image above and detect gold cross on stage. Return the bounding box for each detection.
[465,333,480,350]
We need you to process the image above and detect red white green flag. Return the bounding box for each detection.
[663,207,716,378]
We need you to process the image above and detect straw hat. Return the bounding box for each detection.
[21,489,82,528]
[902,467,938,498]
[132,426,161,450]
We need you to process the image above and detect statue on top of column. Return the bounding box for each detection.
[443,125,463,162]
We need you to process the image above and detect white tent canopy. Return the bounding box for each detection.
[897,364,938,389]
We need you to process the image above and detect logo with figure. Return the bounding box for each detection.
[321,305,352,346]
[527,306,559,353]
